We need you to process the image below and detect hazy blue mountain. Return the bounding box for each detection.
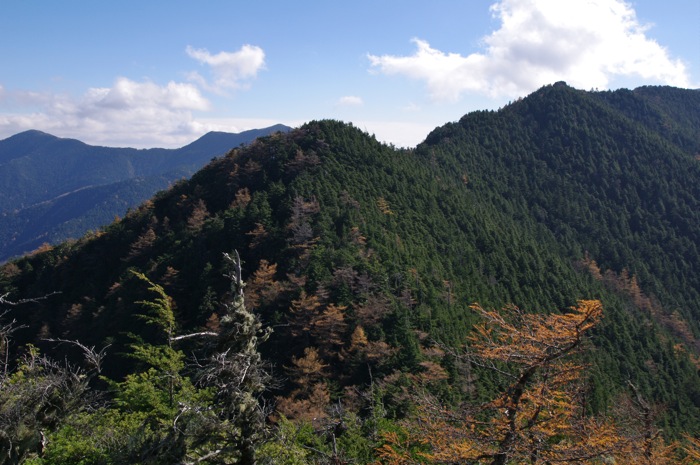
[0,124,291,261]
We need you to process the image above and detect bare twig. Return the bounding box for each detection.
[169,331,219,343]
[0,291,61,306]
[44,338,110,374]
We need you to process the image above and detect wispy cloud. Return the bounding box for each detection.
[368,0,691,100]
[337,95,364,107]
[186,44,266,93]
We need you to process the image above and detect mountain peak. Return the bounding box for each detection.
[0,130,69,164]
[4,129,58,142]
[179,124,292,155]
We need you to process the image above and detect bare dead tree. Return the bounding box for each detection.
[0,347,91,465]
[0,312,25,387]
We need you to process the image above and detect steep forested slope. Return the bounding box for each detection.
[1,86,699,461]
[424,83,700,342]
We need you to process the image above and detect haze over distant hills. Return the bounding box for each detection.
[0,124,291,261]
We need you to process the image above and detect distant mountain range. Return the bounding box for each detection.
[0,124,291,261]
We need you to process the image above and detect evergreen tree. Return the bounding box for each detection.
[194,251,271,464]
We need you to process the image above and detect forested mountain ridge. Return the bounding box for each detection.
[425,83,700,335]
[0,124,291,262]
[1,85,699,463]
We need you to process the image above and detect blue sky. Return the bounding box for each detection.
[0,0,697,148]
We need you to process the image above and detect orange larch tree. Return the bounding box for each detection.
[382,300,625,465]
[245,259,284,309]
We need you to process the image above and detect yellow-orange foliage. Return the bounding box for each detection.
[578,254,699,367]
[278,347,331,426]
[683,435,700,464]
[312,303,347,350]
[468,300,621,464]
[288,290,321,337]
[349,326,369,351]
[379,300,627,465]
[275,382,331,426]
[127,228,156,259]
[246,259,283,308]
[348,325,396,365]
[377,197,394,216]
[349,226,367,246]
[468,299,602,367]
[288,346,327,390]
[374,431,422,465]
[28,242,53,256]
[0,262,21,280]
[231,187,251,209]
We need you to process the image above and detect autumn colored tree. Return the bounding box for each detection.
[312,303,347,353]
[379,300,624,465]
[186,198,209,231]
[277,346,331,425]
[245,259,284,309]
[285,148,321,175]
[287,290,322,341]
[126,228,157,259]
[464,300,621,464]
[347,325,396,366]
[232,187,252,209]
[683,435,700,464]
[377,197,394,216]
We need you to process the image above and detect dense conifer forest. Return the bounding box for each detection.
[1,83,699,463]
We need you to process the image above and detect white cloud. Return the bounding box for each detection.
[0,44,268,148]
[86,77,210,111]
[0,77,212,147]
[368,0,691,100]
[186,44,265,93]
[337,95,364,106]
